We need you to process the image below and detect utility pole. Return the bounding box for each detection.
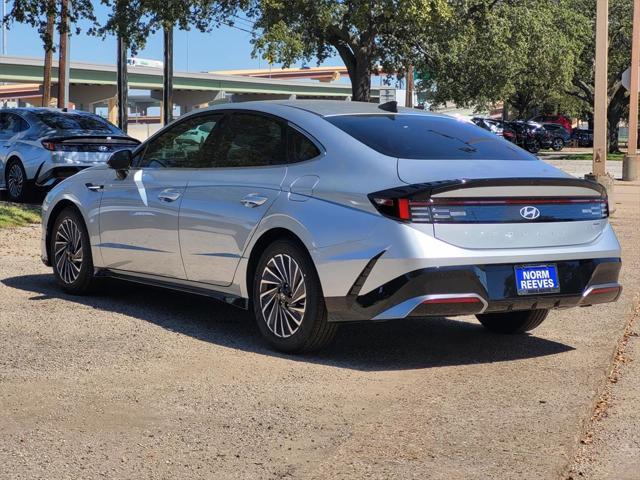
[42,0,55,107]
[592,0,608,177]
[117,34,128,131]
[623,0,639,181]
[56,0,69,109]
[162,24,173,125]
[1,0,7,56]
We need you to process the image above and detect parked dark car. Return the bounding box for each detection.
[571,128,594,148]
[530,114,572,134]
[541,123,571,151]
[504,121,550,154]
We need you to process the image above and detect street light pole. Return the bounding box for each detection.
[116,34,128,131]
[623,0,639,181]
[162,25,173,125]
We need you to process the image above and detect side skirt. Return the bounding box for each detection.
[97,268,249,309]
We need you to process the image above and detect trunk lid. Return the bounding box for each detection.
[391,160,608,249]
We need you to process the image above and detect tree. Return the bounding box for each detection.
[244,0,451,102]
[416,0,586,118]
[566,0,633,152]
[2,0,96,105]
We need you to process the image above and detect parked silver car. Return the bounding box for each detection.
[0,108,139,202]
[40,100,622,353]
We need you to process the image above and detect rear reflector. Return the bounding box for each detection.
[421,297,482,305]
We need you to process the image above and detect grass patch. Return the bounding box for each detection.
[0,202,42,229]
[554,153,625,161]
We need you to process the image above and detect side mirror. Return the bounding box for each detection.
[107,149,132,171]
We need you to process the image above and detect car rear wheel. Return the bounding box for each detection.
[552,137,565,151]
[476,309,549,334]
[5,159,31,203]
[51,207,97,295]
[252,239,338,353]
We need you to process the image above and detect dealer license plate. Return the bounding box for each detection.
[515,264,560,295]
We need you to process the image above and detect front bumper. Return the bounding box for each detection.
[325,257,622,322]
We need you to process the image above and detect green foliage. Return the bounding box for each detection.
[245,0,451,101]
[2,0,96,50]
[419,0,588,117]
[0,203,41,229]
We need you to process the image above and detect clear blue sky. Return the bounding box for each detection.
[3,4,343,72]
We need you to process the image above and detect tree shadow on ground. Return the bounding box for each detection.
[3,273,574,372]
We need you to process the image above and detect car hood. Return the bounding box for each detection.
[397,158,570,184]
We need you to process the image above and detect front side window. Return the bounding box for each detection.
[139,114,222,168]
[211,113,285,168]
[326,114,535,160]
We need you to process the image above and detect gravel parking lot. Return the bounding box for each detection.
[0,180,638,480]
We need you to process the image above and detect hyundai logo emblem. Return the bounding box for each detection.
[520,206,541,220]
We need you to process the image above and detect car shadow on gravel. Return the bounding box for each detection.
[3,274,574,372]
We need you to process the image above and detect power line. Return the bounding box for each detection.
[222,21,253,34]
[230,14,255,27]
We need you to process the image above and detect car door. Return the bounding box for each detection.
[179,111,288,286]
[98,113,221,278]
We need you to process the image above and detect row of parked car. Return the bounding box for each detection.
[471,115,593,153]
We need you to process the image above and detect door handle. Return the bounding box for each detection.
[241,193,268,208]
[157,189,182,202]
[85,183,103,192]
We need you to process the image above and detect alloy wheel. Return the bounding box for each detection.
[7,163,24,199]
[54,218,84,284]
[259,253,307,338]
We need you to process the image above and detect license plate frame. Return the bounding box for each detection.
[514,264,561,296]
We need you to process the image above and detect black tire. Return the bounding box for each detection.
[551,137,564,151]
[476,309,549,334]
[252,238,338,353]
[527,141,541,154]
[50,207,97,295]
[5,159,31,203]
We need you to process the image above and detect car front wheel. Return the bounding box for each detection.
[476,309,549,334]
[5,160,31,203]
[252,239,338,353]
[50,207,97,294]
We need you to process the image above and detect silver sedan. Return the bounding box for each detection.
[0,108,139,202]
[40,100,622,353]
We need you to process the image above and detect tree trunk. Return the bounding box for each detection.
[116,34,128,131]
[162,25,173,125]
[42,2,54,107]
[56,0,68,108]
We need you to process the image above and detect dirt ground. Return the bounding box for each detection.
[0,181,638,480]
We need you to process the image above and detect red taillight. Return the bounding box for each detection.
[41,141,57,151]
[397,198,411,220]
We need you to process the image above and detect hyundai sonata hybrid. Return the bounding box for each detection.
[40,100,622,352]
[0,108,139,202]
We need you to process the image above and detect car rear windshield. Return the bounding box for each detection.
[33,111,116,132]
[326,114,534,160]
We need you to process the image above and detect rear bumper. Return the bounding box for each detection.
[325,257,622,322]
[35,165,89,187]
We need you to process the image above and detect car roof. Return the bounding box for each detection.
[200,99,439,118]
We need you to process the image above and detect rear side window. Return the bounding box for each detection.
[33,111,115,133]
[326,114,534,160]
[0,113,28,135]
[288,127,321,163]
[211,113,286,168]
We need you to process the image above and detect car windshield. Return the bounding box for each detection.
[33,111,116,132]
[326,114,534,160]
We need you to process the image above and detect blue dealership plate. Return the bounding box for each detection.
[514,264,560,295]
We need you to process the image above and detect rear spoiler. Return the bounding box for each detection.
[42,135,140,145]
[371,177,607,201]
